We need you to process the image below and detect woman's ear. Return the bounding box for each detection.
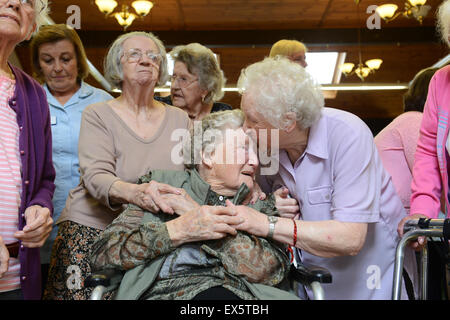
[201,150,214,169]
[201,89,209,104]
[26,23,37,41]
[283,112,297,133]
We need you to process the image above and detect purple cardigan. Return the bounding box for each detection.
[8,64,55,300]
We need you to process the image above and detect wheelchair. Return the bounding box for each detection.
[85,258,332,300]
[392,218,450,300]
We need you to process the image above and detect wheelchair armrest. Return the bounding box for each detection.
[85,268,124,289]
[290,263,332,285]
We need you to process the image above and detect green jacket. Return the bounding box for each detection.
[90,169,299,300]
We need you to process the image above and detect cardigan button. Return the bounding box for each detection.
[24,180,29,185]
[20,150,24,155]
[10,100,16,106]
[21,276,26,281]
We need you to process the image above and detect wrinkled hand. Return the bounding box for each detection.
[159,190,200,216]
[166,205,244,246]
[274,187,300,219]
[249,182,266,204]
[397,213,429,251]
[226,200,268,237]
[0,236,9,278]
[14,205,53,248]
[133,181,183,214]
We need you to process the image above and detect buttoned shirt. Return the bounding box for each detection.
[7,64,55,300]
[260,107,417,300]
[40,82,112,263]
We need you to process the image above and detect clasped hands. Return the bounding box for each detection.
[0,205,53,278]
[150,184,298,245]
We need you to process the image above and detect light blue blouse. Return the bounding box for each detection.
[41,81,113,264]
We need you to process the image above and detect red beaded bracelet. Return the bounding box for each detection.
[292,219,297,247]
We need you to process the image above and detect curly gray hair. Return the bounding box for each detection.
[437,0,450,47]
[184,109,244,168]
[237,56,324,130]
[170,43,226,104]
[104,31,169,90]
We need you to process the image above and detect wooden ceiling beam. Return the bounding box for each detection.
[76,26,439,48]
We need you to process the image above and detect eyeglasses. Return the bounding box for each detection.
[170,74,198,88]
[123,49,162,64]
[19,0,35,8]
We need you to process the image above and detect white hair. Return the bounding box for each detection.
[34,0,50,30]
[437,0,450,47]
[185,109,244,168]
[104,31,169,90]
[237,56,324,130]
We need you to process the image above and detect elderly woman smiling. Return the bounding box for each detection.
[0,0,55,300]
[235,56,418,300]
[89,110,295,300]
[44,31,190,300]
[156,43,231,120]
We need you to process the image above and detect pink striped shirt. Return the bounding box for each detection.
[0,75,21,292]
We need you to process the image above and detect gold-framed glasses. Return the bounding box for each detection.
[19,0,35,8]
[124,49,162,64]
[170,74,198,88]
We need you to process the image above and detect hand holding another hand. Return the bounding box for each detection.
[133,181,183,214]
[166,205,244,246]
[159,190,200,216]
[274,187,300,219]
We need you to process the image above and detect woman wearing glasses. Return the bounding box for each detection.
[44,32,190,300]
[0,0,54,300]
[156,43,231,120]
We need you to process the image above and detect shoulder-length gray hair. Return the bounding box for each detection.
[29,0,49,34]
[170,43,226,104]
[437,0,450,47]
[237,56,324,130]
[104,31,169,90]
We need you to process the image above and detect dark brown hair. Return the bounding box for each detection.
[403,67,439,112]
[30,24,89,83]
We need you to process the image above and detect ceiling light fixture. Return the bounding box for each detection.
[340,2,383,81]
[94,0,153,30]
[376,0,431,24]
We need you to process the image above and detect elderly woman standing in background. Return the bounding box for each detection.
[44,31,190,300]
[375,67,438,214]
[0,0,55,300]
[156,43,231,120]
[399,0,450,300]
[29,24,113,287]
[270,39,308,68]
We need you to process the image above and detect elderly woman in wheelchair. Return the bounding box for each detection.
[88,109,313,300]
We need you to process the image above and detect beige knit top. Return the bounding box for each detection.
[56,101,190,230]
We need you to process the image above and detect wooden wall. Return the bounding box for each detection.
[14,33,448,135]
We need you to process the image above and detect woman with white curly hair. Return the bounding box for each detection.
[0,0,55,300]
[233,56,418,300]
